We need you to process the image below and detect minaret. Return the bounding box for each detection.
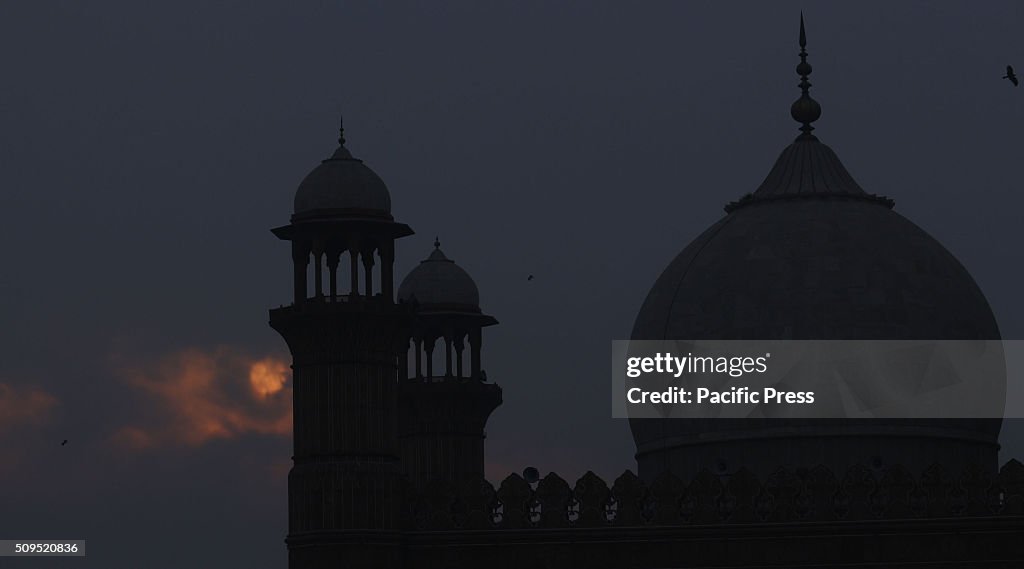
[269,119,413,568]
[396,239,502,488]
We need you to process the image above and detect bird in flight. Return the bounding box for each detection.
[527,274,534,281]
[61,440,68,446]
[1004,65,1019,87]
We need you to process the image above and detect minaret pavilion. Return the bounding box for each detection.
[269,120,413,568]
[396,239,501,489]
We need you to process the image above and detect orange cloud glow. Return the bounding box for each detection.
[110,425,156,451]
[111,347,292,449]
[249,357,289,398]
[0,382,58,433]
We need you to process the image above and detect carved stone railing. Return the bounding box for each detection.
[402,459,1024,530]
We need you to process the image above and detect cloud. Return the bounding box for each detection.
[109,425,156,451]
[249,357,289,399]
[0,382,59,434]
[110,347,291,449]
[0,382,59,480]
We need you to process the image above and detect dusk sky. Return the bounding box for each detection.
[1,2,1023,568]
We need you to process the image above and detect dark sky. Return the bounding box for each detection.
[1,1,1022,568]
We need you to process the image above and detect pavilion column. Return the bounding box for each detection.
[381,241,394,302]
[362,247,375,298]
[453,335,465,378]
[444,334,453,378]
[425,337,436,380]
[403,340,411,380]
[469,328,482,379]
[312,241,324,300]
[327,247,340,302]
[414,337,423,380]
[349,246,359,296]
[291,241,310,305]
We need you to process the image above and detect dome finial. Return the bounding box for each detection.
[790,11,821,138]
[434,236,441,249]
[337,115,346,147]
[799,10,807,48]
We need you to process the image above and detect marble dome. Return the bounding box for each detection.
[293,126,392,220]
[628,26,1002,480]
[398,241,481,311]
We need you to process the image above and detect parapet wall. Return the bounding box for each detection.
[404,459,1024,530]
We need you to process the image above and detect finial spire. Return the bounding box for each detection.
[337,115,346,146]
[790,11,821,137]
[434,236,441,249]
[799,11,807,48]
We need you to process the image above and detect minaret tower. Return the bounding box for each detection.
[269,119,413,568]
[396,239,502,488]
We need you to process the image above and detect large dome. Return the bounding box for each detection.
[398,241,481,310]
[628,24,1004,478]
[628,19,1005,480]
[629,132,1003,480]
[632,148,998,343]
[293,127,392,219]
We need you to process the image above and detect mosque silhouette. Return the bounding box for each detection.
[268,16,1024,568]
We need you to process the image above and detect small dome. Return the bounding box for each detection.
[293,128,392,219]
[398,241,481,310]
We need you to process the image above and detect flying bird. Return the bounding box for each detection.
[61,440,68,446]
[527,274,534,281]
[1004,65,1018,87]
